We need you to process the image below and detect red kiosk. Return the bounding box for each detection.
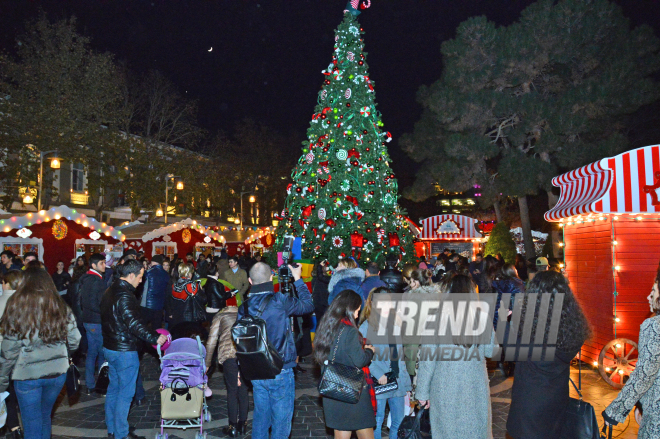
[417,214,482,260]
[545,144,660,388]
[0,205,124,271]
[119,219,226,260]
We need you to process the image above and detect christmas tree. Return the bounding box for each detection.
[274,3,416,266]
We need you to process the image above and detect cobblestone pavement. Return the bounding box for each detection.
[42,356,638,439]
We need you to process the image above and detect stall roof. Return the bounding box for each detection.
[545,144,660,221]
[119,218,226,243]
[404,217,421,238]
[418,214,482,240]
[0,205,124,240]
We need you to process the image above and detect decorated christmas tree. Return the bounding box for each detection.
[274,2,416,266]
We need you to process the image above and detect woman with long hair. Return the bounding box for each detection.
[602,268,660,439]
[506,271,591,439]
[358,287,411,439]
[0,267,81,438]
[327,258,365,305]
[314,290,376,439]
[416,274,496,439]
[166,263,207,339]
[403,268,439,378]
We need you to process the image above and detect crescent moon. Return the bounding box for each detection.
[208,47,213,52]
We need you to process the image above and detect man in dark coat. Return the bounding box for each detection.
[78,253,107,394]
[101,259,167,439]
[359,262,387,302]
[237,262,314,439]
[140,254,169,330]
[380,254,404,294]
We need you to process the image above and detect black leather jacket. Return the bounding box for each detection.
[101,279,159,352]
[205,277,231,309]
[380,266,405,294]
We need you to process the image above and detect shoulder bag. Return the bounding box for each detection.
[318,326,365,403]
[558,353,600,439]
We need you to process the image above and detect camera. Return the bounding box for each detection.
[278,235,298,295]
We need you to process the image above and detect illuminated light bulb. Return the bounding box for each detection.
[617,370,624,375]
[615,265,621,271]
[614,317,620,323]
[636,216,643,221]
[593,361,598,367]
[83,221,88,227]
[613,216,619,220]
[54,214,60,220]
[613,241,618,245]
[559,263,565,268]
[615,343,621,349]
[599,216,605,221]
[558,243,564,247]
[605,367,611,372]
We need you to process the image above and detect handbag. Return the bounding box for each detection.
[64,340,80,398]
[373,370,399,395]
[318,326,365,403]
[397,407,431,439]
[559,354,600,439]
[95,362,110,395]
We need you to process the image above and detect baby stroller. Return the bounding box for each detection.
[157,337,211,439]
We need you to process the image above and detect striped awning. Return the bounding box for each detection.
[418,214,482,240]
[545,144,660,221]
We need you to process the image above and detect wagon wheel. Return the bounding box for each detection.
[598,338,638,389]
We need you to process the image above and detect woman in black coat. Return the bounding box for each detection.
[506,271,591,439]
[314,290,376,439]
[312,261,331,324]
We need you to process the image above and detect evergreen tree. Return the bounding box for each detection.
[401,0,660,259]
[273,6,415,266]
[484,223,517,264]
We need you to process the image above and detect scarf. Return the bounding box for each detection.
[341,318,376,416]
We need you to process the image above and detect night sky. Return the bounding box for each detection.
[2,0,660,221]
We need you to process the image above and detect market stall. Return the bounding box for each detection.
[0,205,123,271]
[417,214,482,260]
[545,143,660,388]
[119,219,226,260]
[243,228,275,256]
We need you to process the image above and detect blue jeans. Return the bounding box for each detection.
[14,374,67,439]
[83,323,104,389]
[104,349,139,439]
[375,396,405,439]
[251,368,295,439]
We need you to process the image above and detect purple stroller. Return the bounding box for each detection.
[156,337,210,439]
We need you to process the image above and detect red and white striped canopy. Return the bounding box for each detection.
[545,144,660,221]
[418,215,482,240]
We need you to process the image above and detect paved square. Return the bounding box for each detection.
[47,356,638,439]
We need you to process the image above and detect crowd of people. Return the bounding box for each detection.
[0,246,657,439]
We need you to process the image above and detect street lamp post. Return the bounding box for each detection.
[37,151,60,211]
[164,174,183,224]
[239,191,255,229]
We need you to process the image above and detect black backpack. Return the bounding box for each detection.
[231,295,284,380]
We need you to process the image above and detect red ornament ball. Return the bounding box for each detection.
[363,130,368,134]
[346,103,351,107]
[296,187,302,193]
[358,61,363,65]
